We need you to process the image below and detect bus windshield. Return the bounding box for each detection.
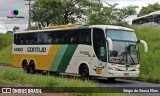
[107,30,137,41]
[106,30,139,64]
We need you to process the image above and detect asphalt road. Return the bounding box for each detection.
[0,65,160,96]
[0,65,21,72]
[97,78,160,96]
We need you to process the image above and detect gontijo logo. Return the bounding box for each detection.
[10,8,22,16]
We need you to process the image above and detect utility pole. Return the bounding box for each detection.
[24,0,35,31]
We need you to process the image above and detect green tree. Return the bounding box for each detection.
[87,3,137,26]
[31,0,93,28]
[138,2,160,17]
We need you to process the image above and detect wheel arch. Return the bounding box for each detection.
[78,62,90,75]
[22,58,29,67]
[29,59,36,69]
[29,58,37,64]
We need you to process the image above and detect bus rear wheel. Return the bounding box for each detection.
[80,65,89,81]
[29,61,36,74]
[22,60,29,73]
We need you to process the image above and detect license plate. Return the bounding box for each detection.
[124,73,129,76]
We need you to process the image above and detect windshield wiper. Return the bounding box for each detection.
[124,45,135,64]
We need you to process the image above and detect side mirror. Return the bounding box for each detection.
[137,40,148,52]
[107,37,113,51]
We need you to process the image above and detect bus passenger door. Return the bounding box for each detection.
[96,41,107,76]
[92,28,107,76]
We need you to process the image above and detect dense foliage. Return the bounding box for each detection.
[87,3,137,26]
[31,0,137,27]
[31,0,93,27]
[138,2,160,17]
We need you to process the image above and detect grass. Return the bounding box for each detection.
[0,45,12,65]
[0,69,123,96]
[0,33,13,65]
[131,26,160,81]
[0,33,13,50]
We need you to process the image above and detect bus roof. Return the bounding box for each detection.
[133,10,160,20]
[89,25,134,31]
[15,25,134,34]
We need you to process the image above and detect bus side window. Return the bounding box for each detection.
[67,30,79,44]
[53,31,65,44]
[33,35,38,44]
[43,33,51,44]
[19,34,25,45]
[58,33,63,44]
[45,32,53,44]
[36,32,43,44]
[79,29,91,45]
[27,34,32,45]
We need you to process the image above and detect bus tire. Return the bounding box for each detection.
[29,61,36,74]
[80,65,89,81]
[107,78,116,81]
[22,60,29,73]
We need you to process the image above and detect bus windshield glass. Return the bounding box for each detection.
[107,30,137,41]
[106,30,139,64]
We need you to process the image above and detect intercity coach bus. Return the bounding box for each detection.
[12,25,148,80]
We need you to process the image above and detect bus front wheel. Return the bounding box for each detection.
[80,65,89,81]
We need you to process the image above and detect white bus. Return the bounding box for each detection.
[132,10,160,27]
[12,24,148,80]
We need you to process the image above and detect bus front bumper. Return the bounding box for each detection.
[106,70,140,77]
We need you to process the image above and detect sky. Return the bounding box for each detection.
[0,0,160,33]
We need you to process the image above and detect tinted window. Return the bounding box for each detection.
[93,28,107,62]
[67,30,79,44]
[54,31,66,44]
[14,29,91,45]
[79,29,91,45]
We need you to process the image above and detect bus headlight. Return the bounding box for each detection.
[135,68,139,71]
